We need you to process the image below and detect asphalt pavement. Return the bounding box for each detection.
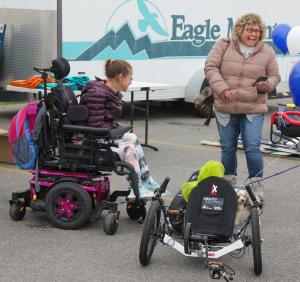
[0,99,299,282]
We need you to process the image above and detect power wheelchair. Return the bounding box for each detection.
[9,58,146,234]
[139,177,263,281]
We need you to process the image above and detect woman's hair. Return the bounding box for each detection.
[233,13,266,41]
[104,59,132,79]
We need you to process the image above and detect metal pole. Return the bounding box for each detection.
[57,0,62,57]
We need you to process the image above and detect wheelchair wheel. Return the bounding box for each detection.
[139,200,161,266]
[126,201,146,220]
[45,182,92,229]
[9,201,26,221]
[250,207,262,275]
[103,212,119,235]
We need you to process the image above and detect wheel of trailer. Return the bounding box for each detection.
[45,181,92,229]
[139,200,161,266]
[9,201,26,221]
[126,201,146,220]
[251,207,262,275]
[184,222,192,254]
[103,212,119,235]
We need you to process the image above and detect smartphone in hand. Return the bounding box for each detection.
[254,76,268,94]
[253,76,268,85]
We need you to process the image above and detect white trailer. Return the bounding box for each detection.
[61,0,299,103]
[1,0,299,103]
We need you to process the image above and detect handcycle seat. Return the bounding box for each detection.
[185,176,237,242]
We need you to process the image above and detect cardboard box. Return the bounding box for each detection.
[0,128,14,164]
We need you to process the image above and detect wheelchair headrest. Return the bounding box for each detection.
[51,57,70,80]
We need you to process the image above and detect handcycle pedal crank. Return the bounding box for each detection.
[208,260,235,281]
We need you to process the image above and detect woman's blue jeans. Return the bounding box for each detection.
[216,114,264,178]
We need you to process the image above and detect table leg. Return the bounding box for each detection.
[141,89,158,151]
[130,91,134,132]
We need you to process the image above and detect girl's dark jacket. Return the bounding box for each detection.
[80,79,122,129]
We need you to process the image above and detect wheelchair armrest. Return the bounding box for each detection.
[110,125,133,139]
[62,124,110,137]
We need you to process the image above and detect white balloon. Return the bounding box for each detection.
[287,26,300,56]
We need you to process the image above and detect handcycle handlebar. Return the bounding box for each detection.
[158,177,170,194]
[245,184,263,209]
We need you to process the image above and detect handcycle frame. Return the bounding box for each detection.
[139,177,263,280]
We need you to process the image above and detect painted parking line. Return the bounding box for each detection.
[149,139,300,162]
[148,140,220,151]
[0,165,28,174]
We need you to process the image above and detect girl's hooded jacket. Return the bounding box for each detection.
[80,79,122,129]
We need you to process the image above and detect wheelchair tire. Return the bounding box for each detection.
[139,200,161,266]
[251,207,262,275]
[45,181,92,230]
[9,201,26,221]
[103,212,119,235]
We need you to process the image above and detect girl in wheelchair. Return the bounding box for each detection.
[80,59,160,198]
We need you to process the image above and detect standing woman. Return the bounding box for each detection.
[205,13,281,183]
[80,59,160,198]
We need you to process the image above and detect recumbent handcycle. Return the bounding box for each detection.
[139,176,263,281]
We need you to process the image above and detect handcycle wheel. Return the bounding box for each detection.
[139,200,161,266]
[45,181,92,229]
[250,207,262,275]
[9,201,26,221]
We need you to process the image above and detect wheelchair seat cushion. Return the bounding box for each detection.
[186,176,237,240]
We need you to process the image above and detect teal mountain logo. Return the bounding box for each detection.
[63,0,277,61]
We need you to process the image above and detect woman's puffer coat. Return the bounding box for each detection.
[204,35,281,114]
